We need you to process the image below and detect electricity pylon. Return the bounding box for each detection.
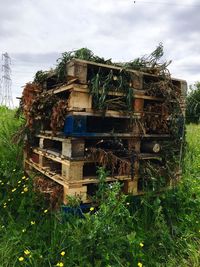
[0,53,13,108]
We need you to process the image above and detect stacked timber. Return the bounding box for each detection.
[23,58,187,204]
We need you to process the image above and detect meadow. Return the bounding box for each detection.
[0,106,199,267]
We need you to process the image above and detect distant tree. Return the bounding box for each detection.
[186,82,200,123]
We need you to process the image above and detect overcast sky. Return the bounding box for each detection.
[0,0,200,106]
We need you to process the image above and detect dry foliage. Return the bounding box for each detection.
[50,100,68,134]
[89,147,131,176]
[34,176,63,209]
[22,83,42,128]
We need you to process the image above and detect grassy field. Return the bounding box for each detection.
[0,107,200,267]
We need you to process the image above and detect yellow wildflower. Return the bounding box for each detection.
[138,262,143,267]
[24,187,28,192]
[22,229,26,233]
[3,205,7,208]
[56,262,64,267]
[24,249,30,255]
[60,251,65,256]
[44,209,48,213]
[90,207,94,211]
[18,257,24,262]
[21,192,24,194]
[12,188,16,192]
[1,182,4,185]
[31,221,35,225]
[22,176,26,180]
[18,181,22,184]
[139,242,144,248]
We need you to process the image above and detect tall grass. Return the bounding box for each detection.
[0,107,199,266]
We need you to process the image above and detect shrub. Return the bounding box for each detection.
[186,82,200,123]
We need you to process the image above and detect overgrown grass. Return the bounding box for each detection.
[0,107,199,267]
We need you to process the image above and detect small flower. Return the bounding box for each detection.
[126,202,130,205]
[60,251,65,256]
[8,198,11,202]
[90,207,94,212]
[1,225,5,229]
[56,262,64,267]
[21,192,24,194]
[12,188,16,192]
[22,229,26,233]
[26,178,29,181]
[24,187,28,192]
[22,176,26,180]
[18,257,24,262]
[44,209,48,214]
[24,249,30,255]
[138,262,143,267]
[139,242,144,248]
[13,169,16,172]
[1,182,4,185]
[18,181,22,184]
[31,221,35,225]
[3,205,7,208]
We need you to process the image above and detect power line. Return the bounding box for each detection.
[133,0,200,7]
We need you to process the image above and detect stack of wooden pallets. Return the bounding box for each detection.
[24,59,187,204]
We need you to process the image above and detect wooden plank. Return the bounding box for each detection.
[47,82,165,102]
[37,132,171,140]
[32,148,87,164]
[62,161,84,181]
[67,60,88,83]
[138,153,162,160]
[68,90,92,109]
[25,159,131,185]
[62,139,85,158]
[68,59,187,83]
[134,94,164,101]
[123,180,138,195]
[66,110,141,118]
[63,186,88,204]
[25,160,66,186]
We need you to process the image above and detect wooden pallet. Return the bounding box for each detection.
[66,59,186,90]
[44,82,169,115]
[25,159,139,204]
[32,132,170,162]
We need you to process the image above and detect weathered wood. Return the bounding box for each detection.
[62,139,85,158]
[68,90,92,109]
[67,60,88,84]
[63,185,88,204]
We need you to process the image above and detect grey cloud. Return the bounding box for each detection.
[12,52,60,66]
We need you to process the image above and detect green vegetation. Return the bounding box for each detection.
[186,82,200,123]
[0,107,200,266]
